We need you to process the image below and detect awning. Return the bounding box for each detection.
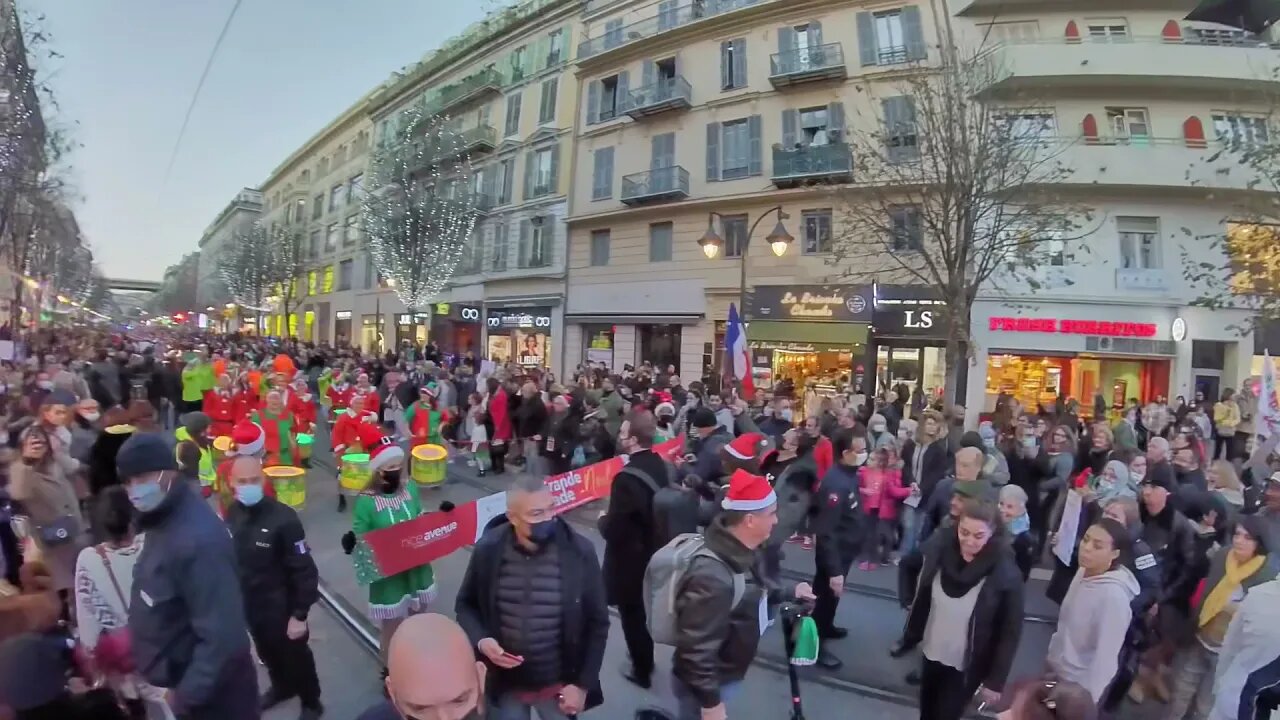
[748,320,868,348]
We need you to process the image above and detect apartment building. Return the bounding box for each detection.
[366,0,580,374]
[257,93,379,348]
[562,0,1277,413]
[196,188,262,310]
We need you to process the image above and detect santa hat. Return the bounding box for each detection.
[725,432,769,461]
[721,469,777,512]
[230,420,264,456]
[364,428,405,473]
[655,401,676,417]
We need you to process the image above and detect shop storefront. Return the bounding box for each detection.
[360,314,384,353]
[334,310,352,347]
[429,302,482,361]
[871,284,955,406]
[486,307,553,369]
[967,302,1181,423]
[582,325,615,367]
[394,313,430,348]
[745,285,872,414]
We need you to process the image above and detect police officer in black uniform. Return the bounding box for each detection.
[809,426,869,670]
[225,455,323,719]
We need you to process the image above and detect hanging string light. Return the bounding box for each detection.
[361,107,480,311]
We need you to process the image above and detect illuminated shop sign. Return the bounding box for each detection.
[988,317,1157,338]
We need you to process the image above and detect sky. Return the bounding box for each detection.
[27,0,492,282]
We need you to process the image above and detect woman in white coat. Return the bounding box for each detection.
[1212,577,1280,720]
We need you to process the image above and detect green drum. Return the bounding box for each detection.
[339,453,370,494]
[296,433,313,462]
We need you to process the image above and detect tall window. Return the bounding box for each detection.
[720,119,751,179]
[1213,113,1269,146]
[531,147,554,196]
[343,215,359,247]
[346,174,363,204]
[520,220,550,268]
[638,324,682,371]
[802,209,832,254]
[491,221,509,271]
[1118,217,1160,269]
[890,206,923,251]
[363,252,375,289]
[497,158,514,205]
[884,96,919,162]
[325,223,339,252]
[538,78,559,124]
[649,222,673,262]
[308,229,321,259]
[504,91,522,137]
[510,45,528,81]
[312,194,323,220]
[329,185,342,212]
[589,229,611,266]
[546,29,564,65]
[721,214,748,258]
[337,259,354,291]
[873,10,907,63]
[604,18,623,49]
[720,39,747,90]
[592,147,614,201]
[599,75,621,122]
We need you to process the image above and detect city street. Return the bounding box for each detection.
[289,426,1159,720]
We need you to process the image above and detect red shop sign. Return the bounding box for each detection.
[988,316,1157,338]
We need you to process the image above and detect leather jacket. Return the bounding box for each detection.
[1138,502,1201,609]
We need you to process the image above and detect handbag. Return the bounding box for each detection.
[92,545,135,675]
[37,515,78,545]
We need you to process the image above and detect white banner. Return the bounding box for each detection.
[1261,351,1280,438]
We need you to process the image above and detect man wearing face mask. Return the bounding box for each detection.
[116,432,259,720]
[226,455,323,719]
[755,398,793,444]
[809,427,870,669]
[455,475,609,719]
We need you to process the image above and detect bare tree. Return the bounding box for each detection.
[829,49,1090,399]
[269,224,312,337]
[362,108,480,313]
[219,225,276,332]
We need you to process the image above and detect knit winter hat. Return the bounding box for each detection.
[180,412,211,438]
[366,431,405,474]
[230,420,264,456]
[721,469,777,511]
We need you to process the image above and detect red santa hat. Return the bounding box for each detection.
[655,401,676,417]
[230,420,264,456]
[725,432,769,461]
[364,428,405,474]
[720,469,777,512]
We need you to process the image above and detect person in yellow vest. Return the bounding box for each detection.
[175,412,216,499]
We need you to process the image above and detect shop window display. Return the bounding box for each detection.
[985,353,1169,421]
[875,345,947,410]
[769,346,859,416]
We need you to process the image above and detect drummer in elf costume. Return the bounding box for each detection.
[405,385,448,449]
[202,373,237,438]
[289,376,317,433]
[331,393,379,512]
[353,372,380,416]
[234,371,262,421]
[215,420,279,515]
[251,390,300,467]
[326,370,354,413]
[348,428,436,674]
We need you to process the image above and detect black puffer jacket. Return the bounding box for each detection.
[455,516,609,710]
[897,527,1025,692]
[1138,501,1201,610]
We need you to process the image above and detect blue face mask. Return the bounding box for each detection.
[527,519,556,545]
[128,474,169,513]
[235,483,264,507]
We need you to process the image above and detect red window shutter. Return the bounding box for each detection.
[1161,20,1183,42]
[1184,116,1207,149]
[1065,20,1081,43]
[1082,113,1100,144]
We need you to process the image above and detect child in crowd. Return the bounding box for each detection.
[465,392,490,476]
[857,440,911,569]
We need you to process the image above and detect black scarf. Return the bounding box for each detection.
[937,531,1001,598]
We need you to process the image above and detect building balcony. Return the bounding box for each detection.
[577,0,772,60]
[1115,268,1169,292]
[425,67,504,116]
[458,124,497,155]
[623,76,692,119]
[1038,136,1268,192]
[771,143,853,188]
[986,36,1280,94]
[769,43,847,88]
[620,166,690,206]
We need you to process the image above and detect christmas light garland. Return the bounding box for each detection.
[361,107,479,310]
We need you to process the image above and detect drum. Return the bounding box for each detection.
[296,433,313,462]
[212,436,233,463]
[411,445,448,487]
[339,453,371,494]
[265,466,306,508]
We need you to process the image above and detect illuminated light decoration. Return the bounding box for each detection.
[988,316,1158,338]
[361,108,480,312]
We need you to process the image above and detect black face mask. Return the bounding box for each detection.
[379,470,401,494]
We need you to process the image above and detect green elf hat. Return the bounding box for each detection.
[790,615,820,667]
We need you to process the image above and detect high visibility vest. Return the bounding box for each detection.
[175,428,216,488]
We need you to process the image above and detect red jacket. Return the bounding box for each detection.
[332,410,378,455]
[233,389,260,421]
[327,385,354,412]
[202,389,236,437]
[489,388,513,442]
[354,387,380,416]
[813,436,834,486]
[290,392,316,432]
[858,466,912,520]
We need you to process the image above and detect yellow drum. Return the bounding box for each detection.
[339,453,370,494]
[296,433,313,462]
[212,436,233,463]
[411,444,448,487]
[265,466,306,508]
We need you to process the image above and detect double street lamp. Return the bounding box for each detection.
[698,205,794,315]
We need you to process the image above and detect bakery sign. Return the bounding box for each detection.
[748,285,872,323]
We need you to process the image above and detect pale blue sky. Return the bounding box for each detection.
[28,0,490,281]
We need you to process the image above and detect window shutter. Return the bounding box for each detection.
[777,25,797,57]
[732,39,747,87]
[808,20,824,47]
[617,71,630,107]
[592,147,613,199]
[782,109,799,149]
[706,122,721,181]
[902,6,927,61]
[883,97,902,162]
[857,12,877,66]
[519,219,532,267]
[548,143,561,194]
[523,151,535,201]
[541,79,558,122]
[642,59,656,91]
[482,165,497,200]
[587,80,601,125]
[827,101,845,140]
[720,41,733,89]
[747,115,763,176]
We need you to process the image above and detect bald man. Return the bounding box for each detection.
[225,455,323,718]
[356,614,487,720]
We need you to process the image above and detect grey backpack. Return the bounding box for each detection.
[643,533,746,645]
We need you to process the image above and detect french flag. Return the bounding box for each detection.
[725,303,754,397]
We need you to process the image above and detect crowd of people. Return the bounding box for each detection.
[0,327,1276,720]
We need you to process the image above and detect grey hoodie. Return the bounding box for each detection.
[1046,565,1140,702]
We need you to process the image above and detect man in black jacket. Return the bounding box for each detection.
[225,455,323,719]
[116,432,259,720]
[455,475,609,718]
[809,427,869,669]
[599,411,672,689]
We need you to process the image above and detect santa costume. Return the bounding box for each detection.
[351,430,436,622]
[289,378,317,433]
[353,374,380,417]
[327,371,354,413]
[202,375,237,438]
[332,403,379,458]
[406,387,448,449]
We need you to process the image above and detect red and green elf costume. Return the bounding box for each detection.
[250,408,299,467]
[406,398,448,449]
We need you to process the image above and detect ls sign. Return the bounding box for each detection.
[874,304,948,337]
[904,309,935,329]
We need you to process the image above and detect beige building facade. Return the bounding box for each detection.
[196,188,262,311]
[563,0,1278,409]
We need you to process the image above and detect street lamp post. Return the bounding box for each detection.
[698,205,794,317]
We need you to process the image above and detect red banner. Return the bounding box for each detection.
[364,437,684,577]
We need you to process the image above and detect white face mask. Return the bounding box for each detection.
[853,451,869,466]
[779,409,793,422]
[871,423,886,433]
[36,380,53,390]
[81,411,100,423]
